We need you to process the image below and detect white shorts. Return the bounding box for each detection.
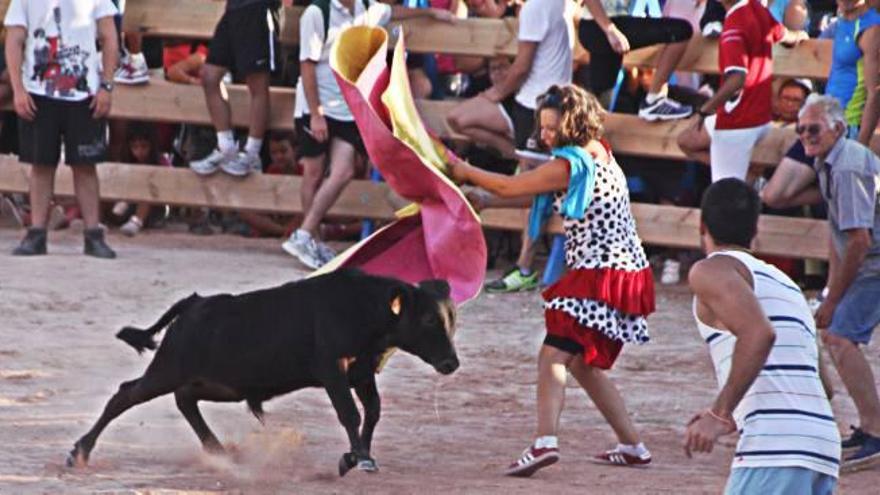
[705,115,770,183]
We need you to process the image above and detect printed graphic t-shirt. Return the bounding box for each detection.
[715,0,784,130]
[4,0,118,102]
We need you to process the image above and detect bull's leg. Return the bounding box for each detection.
[67,376,175,467]
[354,375,380,472]
[174,389,225,453]
[316,360,367,476]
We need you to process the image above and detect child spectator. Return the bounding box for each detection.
[115,123,170,236]
[237,131,301,237]
[677,0,807,182]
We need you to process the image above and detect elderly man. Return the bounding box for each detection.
[775,93,880,470]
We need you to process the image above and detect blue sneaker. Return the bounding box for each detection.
[843,432,880,472]
[638,96,693,122]
[842,425,869,452]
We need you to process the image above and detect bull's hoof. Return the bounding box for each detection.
[338,452,358,477]
[65,445,88,468]
[356,458,379,473]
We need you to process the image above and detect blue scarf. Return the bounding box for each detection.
[527,146,597,240]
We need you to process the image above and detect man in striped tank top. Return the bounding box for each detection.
[685,179,840,494]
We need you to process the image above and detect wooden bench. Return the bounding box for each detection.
[0,159,829,260]
[112,0,831,80]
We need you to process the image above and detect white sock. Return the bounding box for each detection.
[534,435,558,449]
[617,442,649,457]
[645,92,663,104]
[130,52,146,65]
[244,137,263,156]
[217,131,236,153]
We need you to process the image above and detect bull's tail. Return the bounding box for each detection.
[116,293,200,354]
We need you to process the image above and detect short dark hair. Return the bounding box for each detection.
[700,178,761,248]
[268,130,296,146]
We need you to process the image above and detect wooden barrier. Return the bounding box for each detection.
[111,0,831,80]
[0,159,829,260]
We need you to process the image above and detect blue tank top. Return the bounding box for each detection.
[826,9,880,125]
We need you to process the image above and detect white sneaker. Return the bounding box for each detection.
[112,201,129,217]
[282,229,323,269]
[661,259,681,285]
[702,21,723,39]
[316,241,337,265]
[190,148,236,176]
[114,53,150,85]
[220,152,262,177]
[120,215,143,237]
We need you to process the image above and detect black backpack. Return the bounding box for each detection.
[310,0,371,44]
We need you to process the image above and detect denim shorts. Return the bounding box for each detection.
[829,275,880,344]
[725,466,836,495]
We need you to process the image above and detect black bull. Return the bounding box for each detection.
[67,269,459,475]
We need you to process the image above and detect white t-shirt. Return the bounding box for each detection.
[515,0,574,110]
[4,0,118,101]
[294,0,392,121]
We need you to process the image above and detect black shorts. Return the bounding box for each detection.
[18,94,107,166]
[509,100,538,151]
[579,16,693,94]
[206,2,282,77]
[295,115,366,158]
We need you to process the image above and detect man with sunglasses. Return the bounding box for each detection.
[791,93,880,471]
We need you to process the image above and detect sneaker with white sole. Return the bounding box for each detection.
[505,444,560,477]
[660,259,681,285]
[120,215,143,237]
[114,53,150,85]
[220,152,262,177]
[590,446,652,467]
[190,148,237,176]
[316,241,337,265]
[282,229,323,270]
[843,432,880,472]
[639,96,693,122]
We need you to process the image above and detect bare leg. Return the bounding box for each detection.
[71,165,102,229]
[649,41,689,95]
[28,165,56,228]
[536,345,575,437]
[300,139,357,237]
[201,64,231,133]
[823,332,880,435]
[299,154,326,220]
[677,120,711,165]
[447,96,514,157]
[568,359,641,445]
[133,203,151,223]
[245,71,270,140]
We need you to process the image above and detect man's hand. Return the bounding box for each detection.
[684,409,737,458]
[781,30,810,48]
[309,113,329,143]
[13,90,36,121]
[480,86,503,104]
[604,24,631,54]
[429,8,456,23]
[90,89,112,119]
[814,298,838,329]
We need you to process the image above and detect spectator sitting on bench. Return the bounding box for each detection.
[772,78,811,127]
[282,0,454,270]
[236,131,302,238]
[114,123,171,237]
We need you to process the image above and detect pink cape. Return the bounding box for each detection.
[318,26,486,305]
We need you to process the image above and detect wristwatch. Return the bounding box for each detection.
[99,80,114,93]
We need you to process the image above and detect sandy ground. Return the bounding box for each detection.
[0,226,877,494]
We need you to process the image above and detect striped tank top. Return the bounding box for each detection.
[693,250,840,478]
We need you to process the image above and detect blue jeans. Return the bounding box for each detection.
[725,467,836,495]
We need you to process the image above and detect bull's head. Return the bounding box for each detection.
[389,280,459,375]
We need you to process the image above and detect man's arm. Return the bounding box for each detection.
[815,228,871,328]
[697,71,745,117]
[4,25,35,120]
[92,16,118,118]
[482,41,537,103]
[760,157,821,209]
[685,256,776,456]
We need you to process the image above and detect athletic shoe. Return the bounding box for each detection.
[120,215,143,237]
[316,241,337,265]
[485,267,539,293]
[190,148,236,176]
[843,433,880,472]
[114,53,150,85]
[843,426,869,452]
[504,444,560,477]
[638,96,693,122]
[590,446,652,467]
[220,152,262,177]
[660,259,681,285]
[702,21,723,39]
[282,229,323,270]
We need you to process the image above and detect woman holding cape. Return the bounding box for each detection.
[448,84,656,476]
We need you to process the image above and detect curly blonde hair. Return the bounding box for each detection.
[531,84,605,149]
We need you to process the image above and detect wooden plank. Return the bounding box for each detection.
[0,159,829,259]
[119,0,831,78]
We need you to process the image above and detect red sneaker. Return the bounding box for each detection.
[504,444,560,477]
[590,447,652,467]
